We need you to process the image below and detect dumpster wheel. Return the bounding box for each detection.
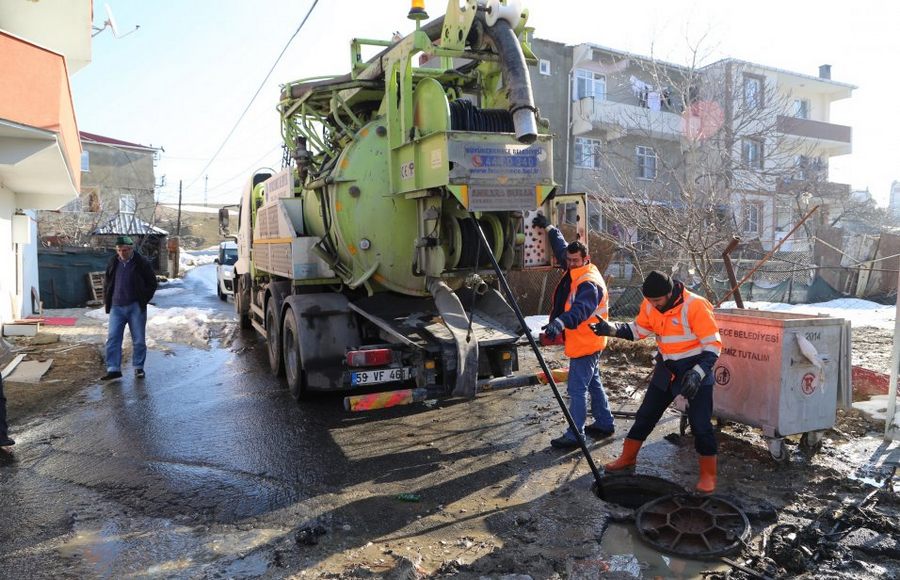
[635,493,750,560]
[799,430,825,455]
[766,437,791,462]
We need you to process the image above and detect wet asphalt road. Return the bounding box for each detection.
[0,263,357,577]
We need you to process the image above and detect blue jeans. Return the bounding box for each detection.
[106,302,147,372]
[564,352,614,439]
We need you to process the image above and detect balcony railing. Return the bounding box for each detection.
[572,98,684,141]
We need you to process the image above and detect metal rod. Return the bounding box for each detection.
[717,205,819,307]
[470,217,607,495]
[721,236,743,308]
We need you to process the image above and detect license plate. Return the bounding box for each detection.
[350,367,413,386]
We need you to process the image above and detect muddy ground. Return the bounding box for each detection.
[1,317,897,579]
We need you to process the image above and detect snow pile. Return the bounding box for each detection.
[85,304,234,348]
[178,246,218,274]
[719,298,895,330]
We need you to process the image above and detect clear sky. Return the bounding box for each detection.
[72,0,900,207]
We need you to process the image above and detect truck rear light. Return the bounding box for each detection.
[346,348,392,367]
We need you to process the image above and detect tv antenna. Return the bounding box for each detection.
[92,4,139,38]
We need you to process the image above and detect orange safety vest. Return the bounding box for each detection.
[563,263,609,358]
[628,289,722,361]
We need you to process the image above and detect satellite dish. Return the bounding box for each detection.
[105,4,120,37]
[92,3,139,39]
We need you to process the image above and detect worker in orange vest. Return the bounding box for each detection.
[591,270,722,493]
[533,214,615,449]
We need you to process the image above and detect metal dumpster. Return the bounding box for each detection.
[677,308,852,461]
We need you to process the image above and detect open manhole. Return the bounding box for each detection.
[635,494,750,559]
[594,473,685,508]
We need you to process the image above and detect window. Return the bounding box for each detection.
[741,202,763,234]
[61,197,83,212]
[794,155,810,180]
[574,137,601,169]
[588,206,601,231]
[119,194,136,214]
[742,138,764,170]
[793,99,809,119]
[539,59,551,76]
[80,150,90,172]
[636,146,657,180]
[743,75,763,109]
[574,69,606,100]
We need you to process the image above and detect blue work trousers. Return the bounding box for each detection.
[627,361,718,455]
[565,352,614,438]
[106,302,147,372]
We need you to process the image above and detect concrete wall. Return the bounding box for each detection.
[530,37,570,194]
[0,187,41,322]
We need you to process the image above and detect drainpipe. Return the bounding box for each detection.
[564,59,576,194]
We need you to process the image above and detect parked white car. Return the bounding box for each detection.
[215,241,238,300]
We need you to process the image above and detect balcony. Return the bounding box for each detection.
[572,97,684,141]
[777,115,852,156]
[0,1,92,73]
[0,32,81,209]
[776,178,851,199]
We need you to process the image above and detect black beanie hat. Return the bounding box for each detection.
[642,270,673,298]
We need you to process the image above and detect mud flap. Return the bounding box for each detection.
[428,277,478,398]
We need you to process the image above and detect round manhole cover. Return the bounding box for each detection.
[635,494,750,559]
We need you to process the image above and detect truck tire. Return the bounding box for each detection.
[217,283,226,301]
[282,307,307,400]
[235,275,252,329]
[266,299,284,377]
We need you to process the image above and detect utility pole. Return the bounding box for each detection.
[176,179,183,236]
[204,174,208,207]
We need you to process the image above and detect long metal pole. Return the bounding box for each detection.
[717,205,819,306]
[470,218,607,495]
[884,263,899,441]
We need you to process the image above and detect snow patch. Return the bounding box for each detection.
[84,305,234,348]
[719,298,894,330]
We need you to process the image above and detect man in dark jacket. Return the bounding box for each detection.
[533,214,615,449]
[102,236,157,380]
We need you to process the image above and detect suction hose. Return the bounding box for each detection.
[482,19,538,144]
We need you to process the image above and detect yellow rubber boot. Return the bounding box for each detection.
[603,438,642,471]
[696,455,717,494]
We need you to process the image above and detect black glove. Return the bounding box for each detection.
[680,370,702,400]
[532,213,550,229]
[542,318,564,339]
[589,317,613,337]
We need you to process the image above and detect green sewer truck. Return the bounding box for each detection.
[221,0,587,409]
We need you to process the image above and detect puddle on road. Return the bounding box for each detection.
[56,525,126,575]
[592,523,729,578]
[54,516,285,577]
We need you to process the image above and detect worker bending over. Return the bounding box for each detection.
[591,270,722,493]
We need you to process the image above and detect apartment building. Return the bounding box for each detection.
[0,1,92,324]
[530,38,855,254]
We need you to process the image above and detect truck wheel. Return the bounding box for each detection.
[266,299,284,377]
[217,283,226,301]
[235,275,251,329]
[282,308,307,400]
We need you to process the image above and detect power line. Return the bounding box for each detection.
[183,0,320,193]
